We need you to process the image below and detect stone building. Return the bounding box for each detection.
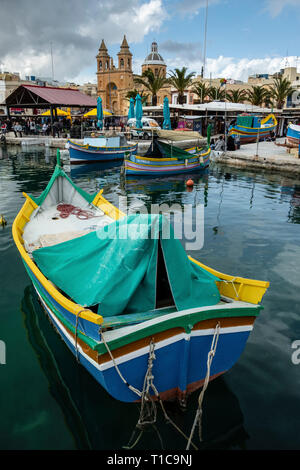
[96,35,134,115]
[142,41,167,78]
[96,36,171,115]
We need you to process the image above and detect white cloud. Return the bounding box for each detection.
[0,0,167,83]
[163,54,298,82]
[264,0,300,17]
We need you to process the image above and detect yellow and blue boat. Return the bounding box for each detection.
[67,134,137,164]
[13,151,269,403]
[228,113,277,144]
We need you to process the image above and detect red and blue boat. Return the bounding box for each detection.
[228,113,277,144]
[13,151,269,403]
[67,134,137,164]
[286,123,300,147]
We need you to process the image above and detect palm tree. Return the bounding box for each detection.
[269,76,294,109]
[134,69,168,106]
[208,86,225,101]
[191,81,211,103]
[126,88,149,105]
[247,85,269,107]
[226,89,247,103]
[168,67,195,104]
[262,89,274,109]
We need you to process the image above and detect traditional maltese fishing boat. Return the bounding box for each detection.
[13,150,269,403]
[286,123,300,147]
[67,134,137,164]
[125,138,210,176]
[228,113,277,144]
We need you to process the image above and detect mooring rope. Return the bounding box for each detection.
[100,331,142,398]
[56,203,98,220]
[186,322,220,450]
[221,277,240,300]
[123,339,198,451]
[99,331,199,450]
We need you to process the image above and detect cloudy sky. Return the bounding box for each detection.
[1,0,300,84]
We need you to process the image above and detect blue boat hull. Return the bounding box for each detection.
[68,140,137,163]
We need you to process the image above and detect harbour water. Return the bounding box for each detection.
[0,144,300,450]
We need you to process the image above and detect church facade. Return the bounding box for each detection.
[96,35,171,115]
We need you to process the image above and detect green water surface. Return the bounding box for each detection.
[0,144,299,450]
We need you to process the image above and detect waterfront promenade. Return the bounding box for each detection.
[2,134,300,176]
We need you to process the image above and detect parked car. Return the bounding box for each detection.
[127,117,161,140]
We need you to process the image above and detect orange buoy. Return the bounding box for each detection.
[186,179,194,187]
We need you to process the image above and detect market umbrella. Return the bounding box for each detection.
[135,94,143,129]
[66,108,72,124]
[83,108,112,118]
[128,97,135,119]
[163,96,171,130]
[40,108,68,116]
[97,96,103,129]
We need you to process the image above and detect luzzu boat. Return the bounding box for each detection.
[67,134,137,164]
[286,123,300,148]
[125,139,210,176]
[13,151,269,403]
[228,113,277,144]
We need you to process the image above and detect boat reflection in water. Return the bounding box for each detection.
[70,160,123,179]
[21,285,249,450]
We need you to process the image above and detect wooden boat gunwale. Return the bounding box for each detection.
[13,157,269,344]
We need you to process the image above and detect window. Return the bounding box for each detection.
[120,58,124,68]
[99,60,102,70]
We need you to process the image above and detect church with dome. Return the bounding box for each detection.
[96,36,171,115]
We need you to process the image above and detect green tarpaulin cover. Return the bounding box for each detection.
[33,214,220,316]
[237,115,253,128]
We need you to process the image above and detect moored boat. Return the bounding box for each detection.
[13,150,269,403]
[286,123,300,148]
[228,113,277,144]
[67,134,137,164]
[125,139,210,176]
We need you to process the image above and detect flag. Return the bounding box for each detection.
[220,78,227,86]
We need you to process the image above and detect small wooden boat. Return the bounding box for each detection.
[13,150,269,403]
[67,134,137,164]
[228,113,277,144]
[286,123,300,148]
[125,139,210,176]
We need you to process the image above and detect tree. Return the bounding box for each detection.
[208,86,225,101]
[126,89,149,105]
[226,89,247,103]
[191,81,211,103]
[247,85,269,107]
[269,76,294,109]
[168,67,195,104]
[134,69,168,106]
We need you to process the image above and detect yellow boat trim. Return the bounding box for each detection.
[189,256,269,304]
[13,183,268,332]
[231,114,277,131]
[68,140,136,151]
[133,147,210,163]
[261,113,277,126]
[12,191,123,326]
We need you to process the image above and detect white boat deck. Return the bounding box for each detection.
[23,203,112,253]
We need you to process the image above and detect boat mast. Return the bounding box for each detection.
[50,42,54,80]
[202,0,209,79]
